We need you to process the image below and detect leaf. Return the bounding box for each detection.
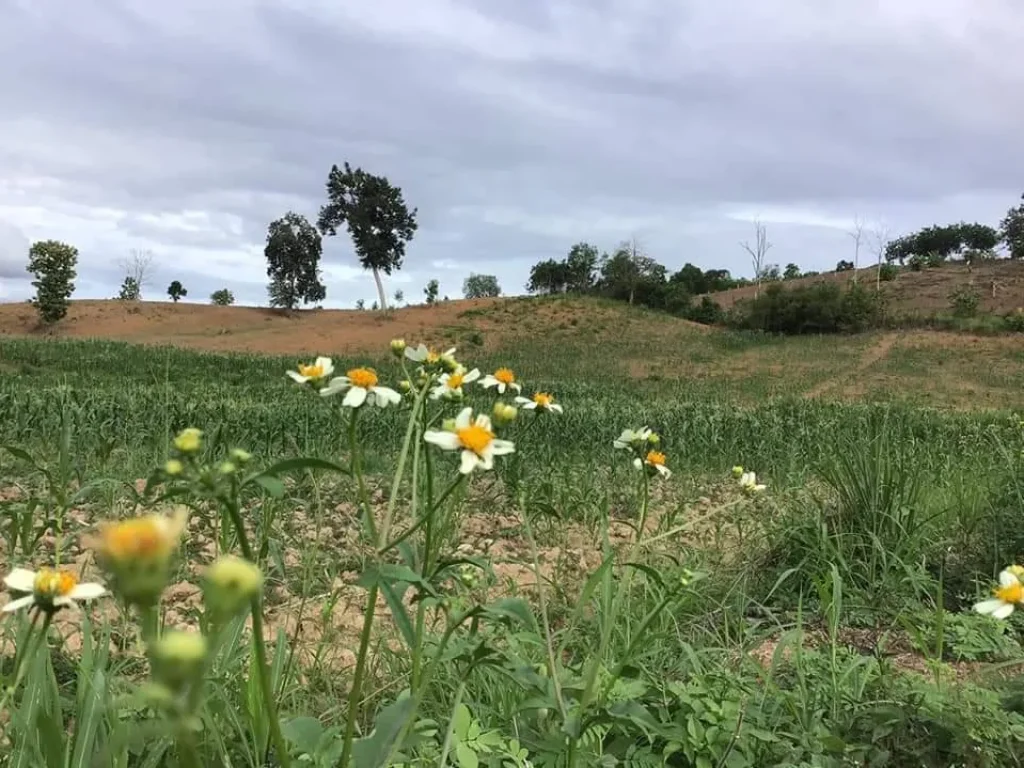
[622,561,667,590]
[251,475,285,498]
[3,445,39,469]
[34,708,65,768]
[456,742,479,768]
[379,580,416,651]
[282,716,325,756]
[482,598,538,632]
[351,696,416,768]
[69,668,107,768]
[452,703,473,741]
[245,457,351,487]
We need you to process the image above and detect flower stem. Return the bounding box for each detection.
[0,609,47,718]
[338,582,379,767]
[349,407,378,543]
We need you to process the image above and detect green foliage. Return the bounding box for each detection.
[783,263,801,280]
[210,288,234,306]
[265,212,327,310]
[26,239,78,324]
[564,242,598,293]
[116,276,141,301]
[835,259,854,272]
[462,274,501,299]
[878,263,898,282]
[526,258,569,294]
[167,280,187,302]
[728,281,884,334]
[1001,194,1024,259]
[424,279,439,305]
[949,284,981,318]
[887,221,1000,266]
[317,161,418,310]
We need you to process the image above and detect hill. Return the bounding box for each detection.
[700,259,1024,314]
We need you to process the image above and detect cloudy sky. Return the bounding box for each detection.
[1,0,1022,307]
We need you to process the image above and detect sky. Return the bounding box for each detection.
[1,0,1022,307]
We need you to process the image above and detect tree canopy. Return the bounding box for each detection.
[264,212,326,310]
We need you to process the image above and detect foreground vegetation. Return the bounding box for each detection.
[2,330,1024,767]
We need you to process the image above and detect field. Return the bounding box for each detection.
[2,297,1024,766]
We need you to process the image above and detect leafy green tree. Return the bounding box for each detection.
[1000,194,1024,259]
[167,281,187,302]
[210,289,234,306]
[463,273,501,298]
[598,239,664,305]
[564,242,598,293]
[26,239,78,324]
[526,259,568,294]
[393,289,404,306]
[836,260,854,272]
[317,162,418,311]
[783,263,801,280]
[669,263,708,295]
[424,279,439,305]
[117,276,141,300]
[264,212,326,310]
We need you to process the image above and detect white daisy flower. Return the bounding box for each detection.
[431,367,481,400]
[515,392,563,414]
[3,567,106,614]
[320,367,401,409]
[286,356,334,385]
[614,427,654,450]
[405,344,457,365]
[739,471,766,494]
[975,567,1024,619]
[480,368,522,395]
[424,407,515,474]
[633,450,671,478]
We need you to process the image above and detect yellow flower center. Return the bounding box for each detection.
[645,451,667,467]
[298,362,324,379]
[99,518,173,563]
[456,424,494,456]
[996,581,1024,604]
[33,568,78,598]
[347,368,378,389]
[532,393,553,408]
[447,373,465,389]
[426,349,440,363]
[494,368,516,385]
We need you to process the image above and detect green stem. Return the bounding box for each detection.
[0,609,47,717]
[224,500,291,768]
[379,475,466,554]
[349,407,378,543]
[378,381,430,546]
[338,582,379,767]
[437,680,468,766]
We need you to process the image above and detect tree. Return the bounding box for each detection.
[1000,194,1024,259]
[599,238,663,305]
[26,239,78,324]
[835,260,854,272]
[870,223,891,292]
[424,279,439,305]
[526,259,568,294]
[167,280,187,302]
[116,276,140,300]
[355,299,365,310]
[740,219,772,299]
[783,263,801,280]
[317,162,418,312]
[463,273,501,298]
[210,289,234,306]
[564,242,599,293]
[393,289,404,306]
[118,249,154,299]
[847,215,865,279]
[264,212,326,310]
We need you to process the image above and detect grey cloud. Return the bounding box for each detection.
[1,0,1022,308]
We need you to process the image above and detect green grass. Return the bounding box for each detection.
[2,333,1024,766]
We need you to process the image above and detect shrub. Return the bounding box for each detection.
[949,284,980,318]
[685,295,724,325]
[210,289,235,306]
[117,276,141,301]
[26,239,78,324]
[879,263,898,282]
[728,281,883,334]
[1005,309,1024,333]
[835,259,854,272]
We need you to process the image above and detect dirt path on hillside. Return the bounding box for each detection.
[805,334,898,399]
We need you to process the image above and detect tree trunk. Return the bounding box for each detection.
[372,267,388,311]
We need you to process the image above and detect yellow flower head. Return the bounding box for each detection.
[204,555,263,620]
[164,459,184,476]
[151,629,208,692]
[91,507,187,606]
[33,568,78,600]
[3,567,105,614]
[173,428,203,454]
[347,367,378,389]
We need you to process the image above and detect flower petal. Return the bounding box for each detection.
[4,568,36,593]
[1,595,35,613]
[632,457,642,470]
[343,386,368,408]
[459,450,479,474]
[286,371,307,383]
[372,387,402,407]
[70,583,107,601]
[490,439,515,456]
[510,382,522,393]
[319,378,350,397]
[1000,570,1020,588]
[454,407,473,429]
[994,602,1016,619]
[463,369,481,383]
[975,599,1005,615]
[424,431,461,450]
[550,403,564,413]
[315,357,334,375]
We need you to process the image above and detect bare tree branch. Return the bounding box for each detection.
[740,219,772,299]
[869,222,892,292]
[847,215,865,282]
[117,249,155,298]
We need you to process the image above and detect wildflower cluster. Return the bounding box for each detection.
[732,465,767,495]
[614,426,671,479]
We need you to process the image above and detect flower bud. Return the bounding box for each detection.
[229,448,252,464]
[731,465,744,479]
[164,459,183,476]
[390,338,407,358]
[173,428,203,454]
[203,555,263,620]
[151,630,207,692]
[647,432,661,446]
[217,461,237,475]
[399,379,412,393]
[492,402,518,426]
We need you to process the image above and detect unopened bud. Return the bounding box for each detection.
[164,459,183,476]
[151,630,207,692]
[399,380,412,393]
[492,402,518,426]
[229,448,252,464]
[217,461,237,475]
[173,428,203,454]
[731,465,744,479]
[390,338,407,358]
[203,555,263,620]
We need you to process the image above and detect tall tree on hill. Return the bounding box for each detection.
[264,212,326,310]
[317,162,418,312]
[27,239,78,324]
[740,219,772,299]
[564,242,599,293]
[599,238,663,305]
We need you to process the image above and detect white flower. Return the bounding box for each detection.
[480,368,522,395]
[975,567,1024,619]
[515,392,563,414]
[431,367,481,400]
[286,356,334,385]
[320,367,401,408]
[405,344,456,365]
[614,427,653,450]
[739,472,766,494]
[633,450,671,478]
[424,407,515,474]
[3,567,106,614]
